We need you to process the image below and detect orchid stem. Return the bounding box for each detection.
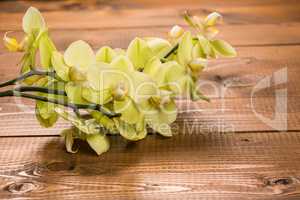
[0,89,120,118]
[161,37,199,61]
[163,43,179,59]
[0,69,59,88]
[14,86,67,96]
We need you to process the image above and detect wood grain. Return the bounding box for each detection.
[0,132,300,199]
[1,0,300,31]
[2,0,300,13]
[0,96,299,136]
[0,0,299,199]
[1,22,300,54]
[1,45,299,98]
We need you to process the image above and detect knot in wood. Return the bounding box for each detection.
[266,177,293,186]
[7,182,37,194]
[46,161,75,171]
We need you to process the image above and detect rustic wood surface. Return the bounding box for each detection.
[0,0,299,199]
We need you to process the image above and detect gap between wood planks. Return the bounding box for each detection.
[1,22,300,54]
[0,95,299,135]
[0,131,300,199]
[0,130,299,139]
[236,43,300,47]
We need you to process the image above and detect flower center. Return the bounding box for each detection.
[149,95,170,109]
[112,82,128,100]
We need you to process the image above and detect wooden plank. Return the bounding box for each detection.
[2,0,299,51]
[1,1,300,49]
[0,95,298,136]
[0,1,299,199]
[1,22,300,54]
[1,1,300,31]
[0,132,300,199]
[0,45,299,98]
[0,45,298,136]
[2,0,300,13]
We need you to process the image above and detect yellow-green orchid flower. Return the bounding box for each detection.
[138,89,177,137]
[84,54,158,140]
[126,37,155,70]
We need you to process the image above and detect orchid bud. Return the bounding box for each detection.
[168,25,184,39]
[189,58,207,74]
[3,32,22,52]
[204,12,222,27]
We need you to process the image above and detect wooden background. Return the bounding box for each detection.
[0,0,300,199]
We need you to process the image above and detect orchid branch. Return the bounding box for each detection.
[0,69,60,88]
[0,89,120,118]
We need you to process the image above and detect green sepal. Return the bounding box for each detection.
[144,37,172,58]
[114,118,147,141]
[64,40,95,71]
[35,104,58,128]
[96,46,116,63]
[113,96,141,124]
[86,133,110,155]
[177,31,193,66]
[90,110,118,133]
[61,128,78,153]
[39,33,56,69]
[22,7,46,34]
[127,37,154,70]
[51,51,70,81]
[65,82,88,104]
[82,86,112,105]
[55,107,100,135]
[210,39,237,57]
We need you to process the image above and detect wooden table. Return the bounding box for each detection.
[0,0,300,199]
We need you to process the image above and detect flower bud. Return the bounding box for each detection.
[204,12,222,27]
[168,25,184,39]
[3,32,22,52]
[189,58,207,74]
